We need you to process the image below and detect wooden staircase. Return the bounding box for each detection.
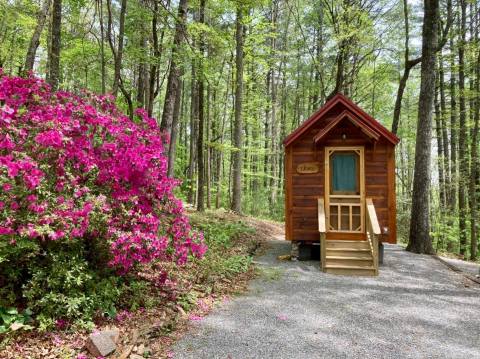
[318,198,380,276]
[324,239,376,276]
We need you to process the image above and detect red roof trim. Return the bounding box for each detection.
[283,93,400,146]
[313,110,381,143]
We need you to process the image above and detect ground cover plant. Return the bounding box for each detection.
[0,209,265,358]
[0,72,206,331]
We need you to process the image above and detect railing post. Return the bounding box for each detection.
[318,198,326,271]
[366,198,381,276]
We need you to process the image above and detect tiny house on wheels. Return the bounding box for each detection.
[283,93,400,276]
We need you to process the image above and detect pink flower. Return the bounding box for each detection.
[0,73,207,275]
[35,129,64,148]
[188,314,203,321]
[0,134,15,150]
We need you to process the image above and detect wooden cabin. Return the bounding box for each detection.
[283,93,400,276]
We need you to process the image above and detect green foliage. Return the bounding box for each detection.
[189,212,256,282]
[22,247,122,330]
[0,307,34,334]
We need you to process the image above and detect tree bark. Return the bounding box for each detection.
[449,32,457,213]
[107,0,127,97]
[231,5,245,214]
[438,50,450,202]
[392,0,452,134]
[47,0,61,90]
[196,0,206,212]
[407,0,439,255]
[98,0,106,94]
[457,0,467,257]
[24,0,51,73]
[160,0,188,134]
[469,1,479,260]
[167,80,183,178]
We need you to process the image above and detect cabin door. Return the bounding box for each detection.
[324,147,365,239]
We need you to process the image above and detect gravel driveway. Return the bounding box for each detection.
[173,236,480,359]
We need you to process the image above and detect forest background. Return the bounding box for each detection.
[1,0,479,259]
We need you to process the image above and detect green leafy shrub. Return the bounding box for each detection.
[0,307,34,334]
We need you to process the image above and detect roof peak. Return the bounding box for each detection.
[283,93,399,146]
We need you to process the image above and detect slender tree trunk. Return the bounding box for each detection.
[187,61,198,205]
[392,0,422,135]
[147,0,168,116]
[98,0,106,94]
[434,76,445,209]
[109,0,127,97]
[160,0,188,134]
[24,0,51,72]
[231,5,245,213]
[449,33,457,213]
[47,0,61,90]
[196,0,206,212]
[457,0,468,257]
[438,51,450,202]
[167,80,183,178]
[407,0,439,255]
[206,84,212,209]
[469,2,479,260]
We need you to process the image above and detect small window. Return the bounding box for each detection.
[330,151,359,195]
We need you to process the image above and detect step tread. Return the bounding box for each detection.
[326,240,369,244]
[325,264,375,270]
[325,248,371,252]
[326,255,373,261]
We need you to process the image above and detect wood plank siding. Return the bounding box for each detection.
[284,96,398,244]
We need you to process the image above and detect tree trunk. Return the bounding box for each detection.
[434,75,445,209]
[457,0,467,257]
[187,61,198,205]
[231,5,245,214]
[407,0,439,255]
[438,50,450,202]
[47,0,61,90]
[24,0,51,72]
[196,0,206,212]
[469,1,479,260]
[449,33,457,212]
[109,0,127,97]
[98,0,106,94]
[167,80,183,178]
[392,0,421,135]
[160,0,188,134]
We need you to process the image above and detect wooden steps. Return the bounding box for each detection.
[323,240,376,276]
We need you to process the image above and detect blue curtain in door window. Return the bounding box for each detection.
[332,153,357,193]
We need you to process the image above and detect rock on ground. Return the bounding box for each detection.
[173,235,480,359]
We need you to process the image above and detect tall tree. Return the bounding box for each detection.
[392,0,452,135]
[469,1,479,260]
[47,0,62,90]
[457,0,468,257]
[24,0,51,72]
[107,0,127,97]
[231,3,245,213]
[407,0,439,254]
[161,0,188,173]
[196,0,206,211]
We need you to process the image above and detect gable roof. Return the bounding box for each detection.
[313,110,381,143]
[283,93,400,146]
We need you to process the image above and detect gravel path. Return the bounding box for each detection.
[173,234,480,359]
[438,256,480,277]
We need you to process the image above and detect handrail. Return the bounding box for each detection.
[318,198,327,271]
[366,198,380,275]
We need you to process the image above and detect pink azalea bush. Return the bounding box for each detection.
[0,71,206,325]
